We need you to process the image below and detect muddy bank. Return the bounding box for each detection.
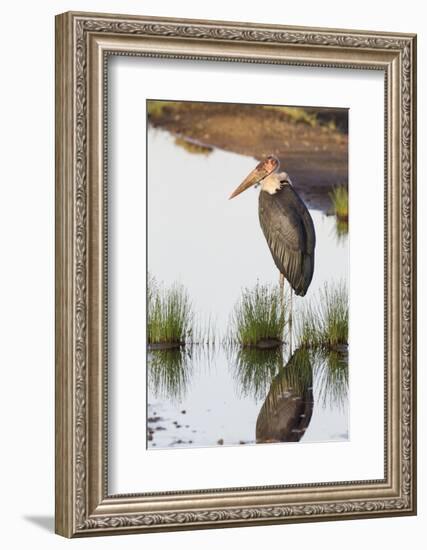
[148,102,348,211]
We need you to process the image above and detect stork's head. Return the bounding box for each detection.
[229,156,279,200]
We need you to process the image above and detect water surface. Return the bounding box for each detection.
[147,128,348,449]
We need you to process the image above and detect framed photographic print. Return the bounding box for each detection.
[55,11,417,537]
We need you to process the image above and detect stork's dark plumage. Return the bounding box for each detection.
[229,155,316,297]
[259,180,315,296]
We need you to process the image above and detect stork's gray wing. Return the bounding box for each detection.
[258,185,315,296]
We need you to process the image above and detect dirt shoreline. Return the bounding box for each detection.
[148,102,348,212]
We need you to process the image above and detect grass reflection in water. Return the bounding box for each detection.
[148,349,192,403]
[315,348,349,410]
[229,345,348,443]
[227,346,283,402]
[148,346,216,403]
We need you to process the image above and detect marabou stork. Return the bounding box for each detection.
[229,156,316,349]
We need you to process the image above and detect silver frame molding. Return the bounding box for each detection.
[55,11,417,537]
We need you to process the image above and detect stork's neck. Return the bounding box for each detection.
[260,172,290,195]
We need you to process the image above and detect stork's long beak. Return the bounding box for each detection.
[229,156,279,200]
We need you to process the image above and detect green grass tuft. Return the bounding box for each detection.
[147,100,181,119]
[297,282,348,350]
[262,105,318,127]
[229,282,286,347]
[147,276,194,345]
[329,185,349,221]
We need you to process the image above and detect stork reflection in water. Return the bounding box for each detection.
[229,156,316,350]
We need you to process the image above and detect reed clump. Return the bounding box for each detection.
[262,105,318,127]
[297,282,348,350]
[329,185,348,221]
[148,276,194,346]
[229,282,286,347]
[147,100,180,119]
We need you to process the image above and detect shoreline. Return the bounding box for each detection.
[148,102,348,212]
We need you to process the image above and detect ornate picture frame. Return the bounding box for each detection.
[55,11,416,537]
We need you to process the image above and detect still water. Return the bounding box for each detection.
[147,128,349,449]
